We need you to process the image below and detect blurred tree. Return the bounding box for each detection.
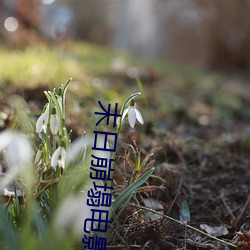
[160,0,250,71]
[203,0,250,71]
[64,0,115,44]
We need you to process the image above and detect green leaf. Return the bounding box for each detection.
[32,210,46,237]
[0,208,21,250]
[112,192,133,225]
[179,199,191,222]
[112,167,154,212]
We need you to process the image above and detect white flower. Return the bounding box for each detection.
[122,100,144,128]
[50,106,59,135]
[0,130,33,190]
[36,104,50,133]
[54,192,91,237]
[54,182,110,237]
[51,145,67,169]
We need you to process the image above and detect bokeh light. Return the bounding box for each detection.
[50,24,67,40]
[4,17,19,32]
[41,0,55,5]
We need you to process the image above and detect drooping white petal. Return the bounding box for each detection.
[51,147,67,169]
[36,113,45,133]
[50,114,59,135]
[57,96,63,111]
[128,107,136,128]
[42,121,48,133]
[44,103,50,117]
[51,147,61,168]
[59,148,67,169]
[135,109,144,125]
[57,158,64,169]
[122,107,129,120]
[36,104,50,134]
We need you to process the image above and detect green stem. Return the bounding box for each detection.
[108,92,142,187]
[61,78,72,126]
[49,92,63,136]
[52,134,56,152]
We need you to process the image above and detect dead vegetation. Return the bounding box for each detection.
[1,56,250,250]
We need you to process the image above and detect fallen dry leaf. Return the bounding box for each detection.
[237,231,250,248]
[200,224,229,237]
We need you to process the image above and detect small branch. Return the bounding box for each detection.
[129,203,237,249]
[106,245,141,248]
[233,192,250,227]
[166,178,183,215]
[221,190,236,221]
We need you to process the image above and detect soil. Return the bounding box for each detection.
[2,70,250,250]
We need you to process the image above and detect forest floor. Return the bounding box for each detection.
[0,42,250,249]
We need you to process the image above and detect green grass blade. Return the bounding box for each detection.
[112,167,154,212]
[111,192,133,226]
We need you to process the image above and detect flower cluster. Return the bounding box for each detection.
[33,86,145,238]
[36,89,62,136]
[35,81,70,177]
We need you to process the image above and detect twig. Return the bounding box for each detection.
[106,244,141,248]
[184,221,187,250]
[221,190,236,221]
[129,203,238,249]
[233,192,250,227]
[166,178,183,215]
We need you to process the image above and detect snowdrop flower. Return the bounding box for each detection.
[122,99,144,128]
[36,103,50,133]
[54,191,91,237]
[0,130,33,190]
[67,134,91,164]
[51,142,67,169]
[54,182,110,237]
[50,106,59,135]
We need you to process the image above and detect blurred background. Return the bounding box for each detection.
[0,2,250,249]
[1,0,250,73]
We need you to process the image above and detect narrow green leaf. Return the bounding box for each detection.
[179,199,191,222]
[62,78,72,97]
[112,167,154,212]
[112,192,133,225]
[32,209,45,237]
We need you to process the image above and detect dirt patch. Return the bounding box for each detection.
[2,75,250,249]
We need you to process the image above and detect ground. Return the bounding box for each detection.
[0,42,249,249]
